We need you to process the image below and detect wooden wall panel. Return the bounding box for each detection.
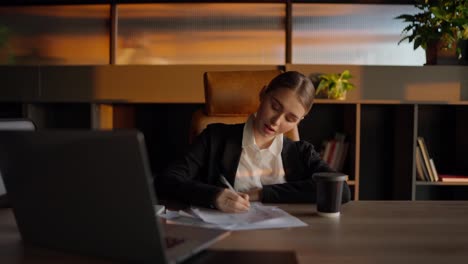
[1,64,467,103]
[0,66,38,101]
[286,64,468,102]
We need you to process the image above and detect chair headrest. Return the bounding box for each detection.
[203,70,282,116]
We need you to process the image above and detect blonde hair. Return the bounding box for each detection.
[263,71,315,114]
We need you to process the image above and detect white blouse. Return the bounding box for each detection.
[234,115,286,192]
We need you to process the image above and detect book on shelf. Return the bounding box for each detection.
[429,158,439,182]
[325,140,337,165]
[336,142,349,173]
[321,140,331,162]
[416,137,436,182]
[415,145,430,181]
[320,132,348,172]
[439,174,468,183]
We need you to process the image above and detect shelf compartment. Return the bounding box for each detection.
[300,103,357,180]
[360,104,414,200]
[417,105,468,179]
[28,103,91,129]
[416,184,468,200]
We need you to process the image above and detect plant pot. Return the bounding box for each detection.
[425,40,438,65]
[425,39,459,65]
[328,90,347,100]
[316,89,347,100]
[315,89,328,99]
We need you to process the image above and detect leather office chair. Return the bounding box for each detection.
[189,70,300,143]
[0,118,36,208]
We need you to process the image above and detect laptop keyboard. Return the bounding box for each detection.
[164,236,185,249]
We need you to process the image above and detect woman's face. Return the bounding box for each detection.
[253,88,306,143]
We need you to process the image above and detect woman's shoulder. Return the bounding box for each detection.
[195,123,244,142]
[283,138,319,158]
[195,123,244,146]
[205,123,244,134]
[284,137,315,150]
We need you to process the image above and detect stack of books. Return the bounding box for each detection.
[415,137,438,182]
[438,175,468,183]
[320,132,349,172]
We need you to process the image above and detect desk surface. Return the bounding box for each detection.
[1,201,468,264]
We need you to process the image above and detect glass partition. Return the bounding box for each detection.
[0,5,110,65]
[292,4,425,65]
[0,3,427,66]
[117,3,285,64]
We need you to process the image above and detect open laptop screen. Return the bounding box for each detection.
[0,130,168,263]
[0,119,36,203]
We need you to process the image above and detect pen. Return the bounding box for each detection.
[220,174,250,210]
[220,174,236,192]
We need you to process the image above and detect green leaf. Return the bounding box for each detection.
[462,25,468,39]
[341,70,351,79]
[414,37,423,50]
[320,75,331,81]
[316,81,328,94]
[395,14,415,21]
[403,24,414,32]
[430,7,446,20]
[398,36,410,45]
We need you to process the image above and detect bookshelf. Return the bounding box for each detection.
[1,64,468,201]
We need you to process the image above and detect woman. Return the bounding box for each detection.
[157,71,351,213]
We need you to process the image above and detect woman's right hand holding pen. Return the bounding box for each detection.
[214,189,250,213]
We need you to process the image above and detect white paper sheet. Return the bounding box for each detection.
[158,202,307,230]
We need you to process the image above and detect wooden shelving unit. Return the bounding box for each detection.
[306,100,468,201]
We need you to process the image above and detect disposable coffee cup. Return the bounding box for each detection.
[313,172,347,217]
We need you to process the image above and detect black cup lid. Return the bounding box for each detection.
[313,172,348,181]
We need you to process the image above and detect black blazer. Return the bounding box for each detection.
[157,123,351,208]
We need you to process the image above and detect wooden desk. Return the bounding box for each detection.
[1,201,468,264]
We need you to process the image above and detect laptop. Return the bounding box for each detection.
[0,118,36,207]
[0,130,228,264]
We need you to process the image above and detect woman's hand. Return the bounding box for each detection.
[214,189,250,213]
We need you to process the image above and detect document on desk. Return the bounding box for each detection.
[159,203,307,231]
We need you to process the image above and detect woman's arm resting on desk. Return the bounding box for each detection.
[259,140,351,204]
[261,180,351,203]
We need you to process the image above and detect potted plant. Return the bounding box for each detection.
[315,70,356,100]
[395,0,468,64]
